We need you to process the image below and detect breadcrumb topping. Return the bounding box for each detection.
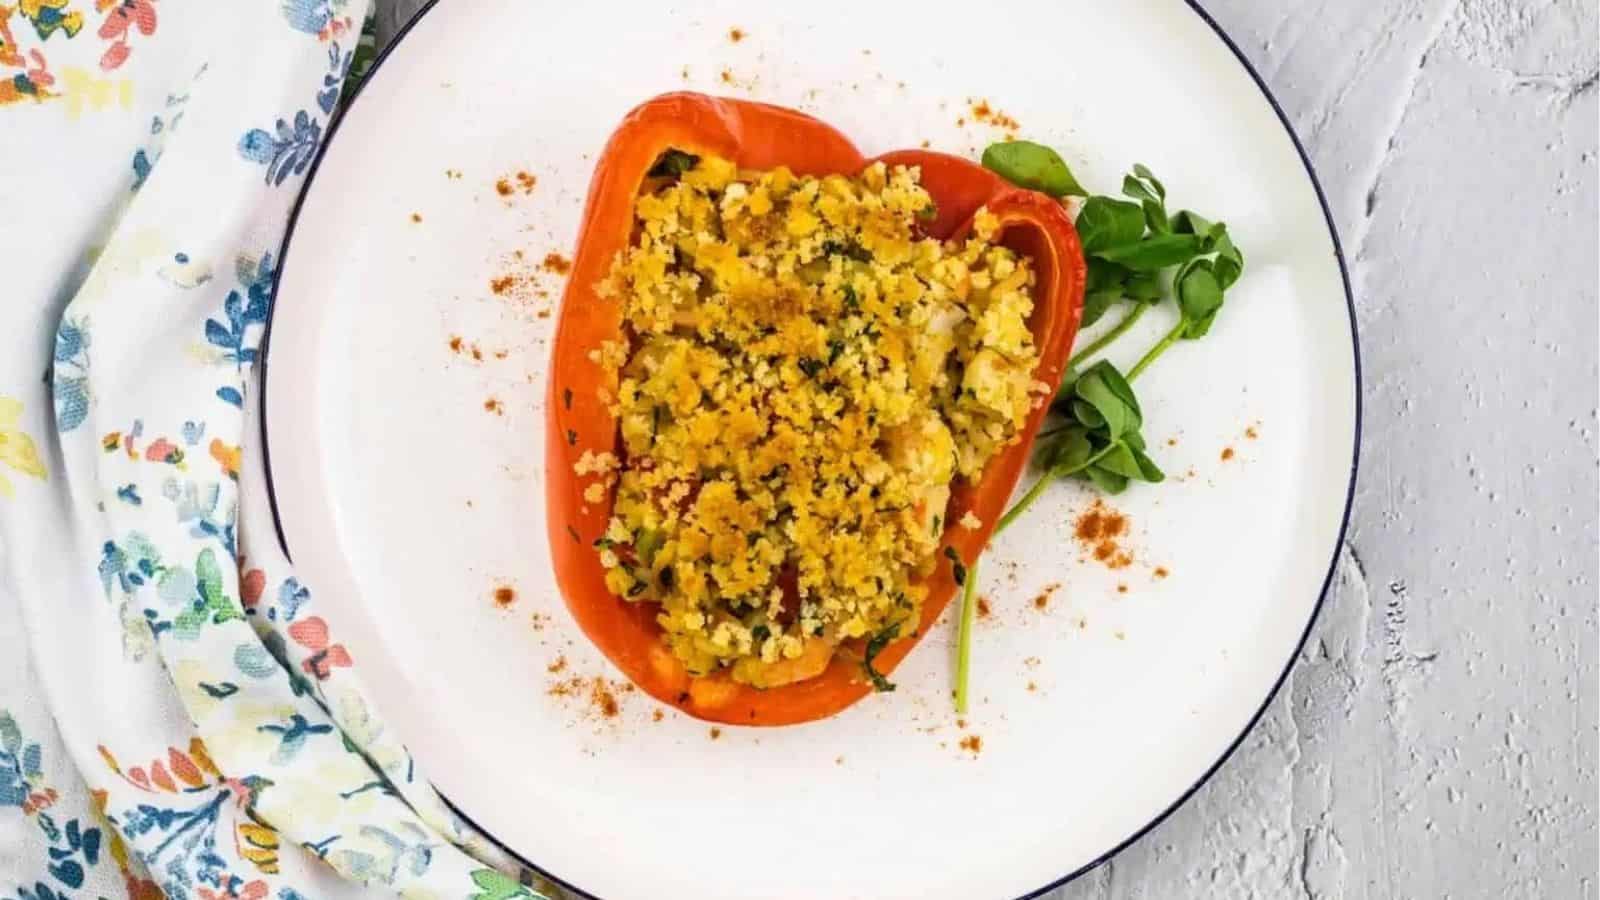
[590,152,1039,687]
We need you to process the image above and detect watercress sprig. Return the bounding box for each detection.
[943,141,1248,712]
[998,358,1163,530]
[982,140,1247,500]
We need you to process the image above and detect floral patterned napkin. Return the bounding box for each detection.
[1,3,555,898]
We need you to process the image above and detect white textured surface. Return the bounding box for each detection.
[371,2,1598,897]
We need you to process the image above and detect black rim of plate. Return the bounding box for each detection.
[258,2,1362,897]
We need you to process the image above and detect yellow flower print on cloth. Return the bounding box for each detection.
[0,395,47,497]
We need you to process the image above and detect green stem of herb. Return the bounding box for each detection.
[1067,301,1148,370]
[956,431,1117,711]
[1127,319,1186,382]
[994,474,1053,535]
[954,557,979,715]
[995,441,1119,534]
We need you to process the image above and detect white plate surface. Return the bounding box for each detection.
[262,2,1357,898]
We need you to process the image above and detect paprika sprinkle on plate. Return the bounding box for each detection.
[1074,499,1133,569]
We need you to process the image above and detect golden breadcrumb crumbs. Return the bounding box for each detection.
[593,152,1039,687]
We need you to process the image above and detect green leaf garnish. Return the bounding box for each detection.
[1072,365,1137,441]
[1076,197,1145,253]
[980,140,1087,197]
[1178,263,1224,339]
[1130,445,1166,483]
[1048,426,1093,473]
[1085,465,1130,494]
[1070,397,1105,429]
[1081,290,1119,328]
[1093,233,1203,271]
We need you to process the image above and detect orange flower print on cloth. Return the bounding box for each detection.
[0,0,151,106]
[286,617,352,681]
[92,0,155,71]
[0,6,60,104]
[96,738,282,896]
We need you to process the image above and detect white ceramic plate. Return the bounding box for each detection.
[260,2,1358,897]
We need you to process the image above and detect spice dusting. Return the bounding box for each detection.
[540,252,571,275]
[410,212,422,223]
[548,673,629,723]
[976,596,992,619]
[483,397,504,415]
[1221,446,1235,461]
[448,335,489,361]
[958,734,983,754]
[487,248,557,314]
[492,585,516,608]
[967,99,1020,136]
[1074,499,1133,569]
[1032,582,1060,610]
[1154,566,1169,579]
[593,679,620,718]
[495,178,514,197]
[728,27,745,42]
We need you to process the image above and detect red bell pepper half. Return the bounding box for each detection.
[547,92,1085,725]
